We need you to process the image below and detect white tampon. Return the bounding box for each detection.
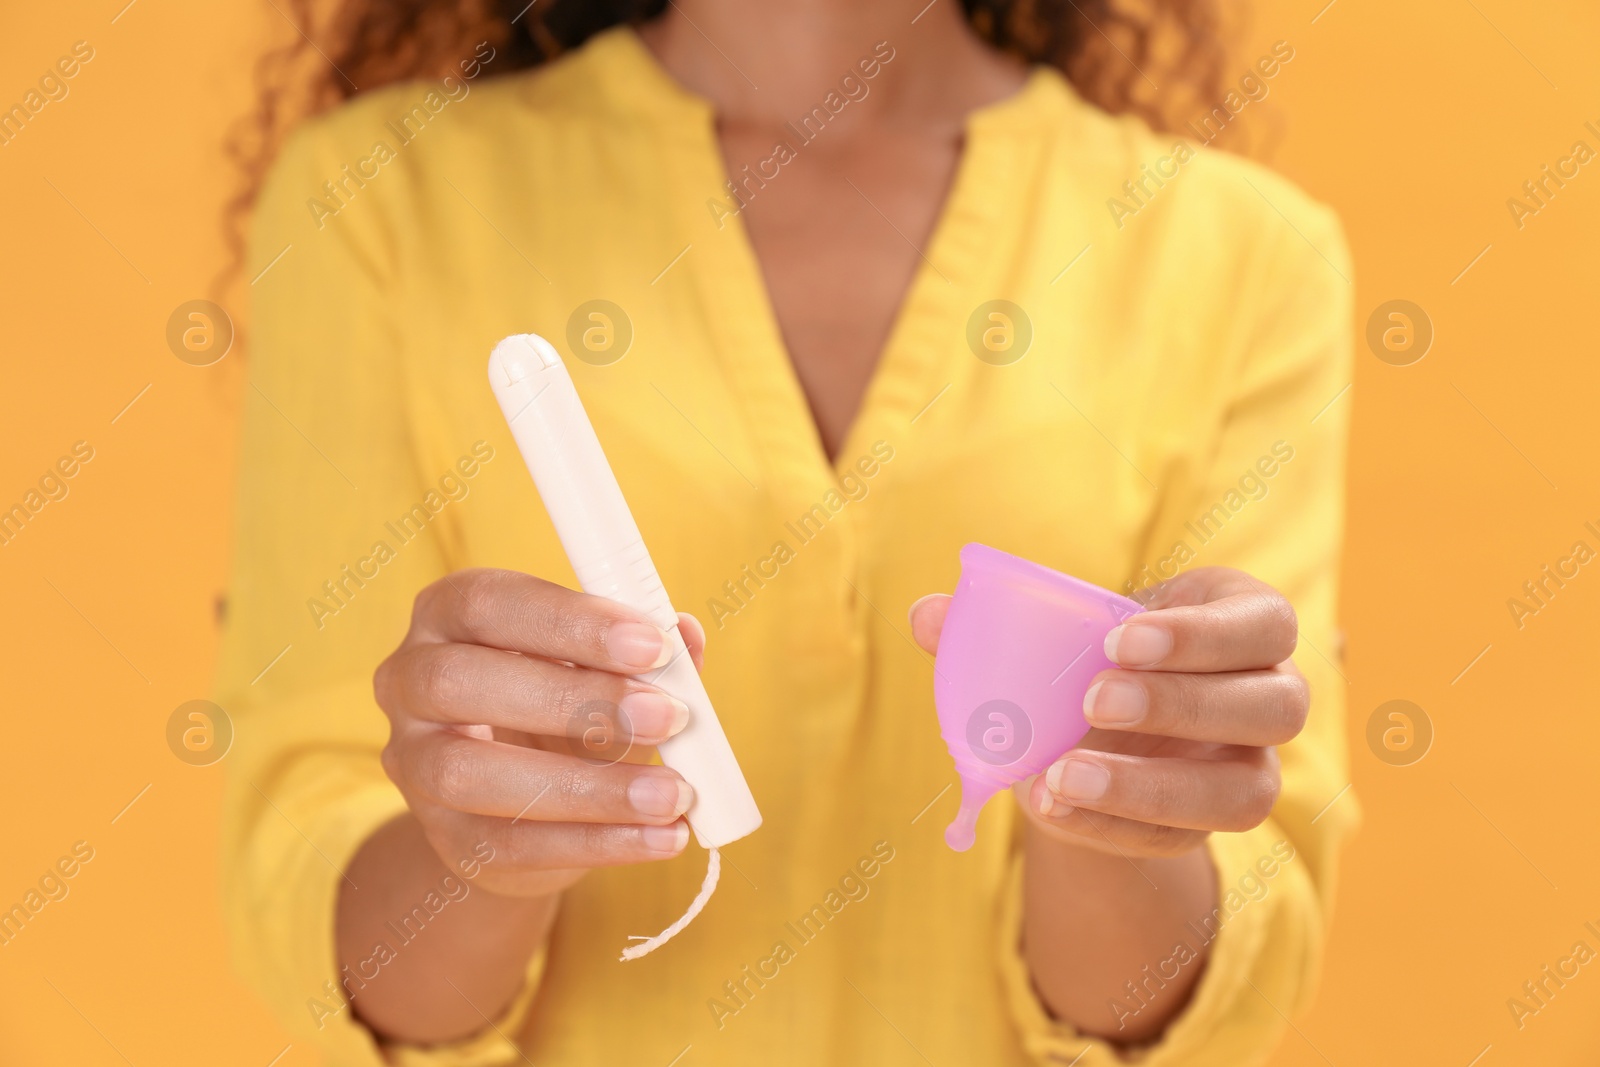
[488,334,762,959]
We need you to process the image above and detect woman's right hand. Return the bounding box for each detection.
[373,567,702,899]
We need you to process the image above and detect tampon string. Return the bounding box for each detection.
[619,847,722,962]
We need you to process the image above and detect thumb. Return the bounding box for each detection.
[907,593,952,654]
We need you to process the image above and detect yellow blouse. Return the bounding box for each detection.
[220,26,1357,1067]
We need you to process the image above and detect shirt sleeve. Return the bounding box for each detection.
[997,195,1361,1066]
[216,118,544,1067]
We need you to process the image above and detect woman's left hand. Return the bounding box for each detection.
[909,566,1308,858]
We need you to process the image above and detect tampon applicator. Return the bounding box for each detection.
[934,543,1143,850]
[488,333,762,959]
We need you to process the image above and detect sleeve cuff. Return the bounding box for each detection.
[266,782,548,1067]
[997,826,1308,1066]
[384,949,548,1067]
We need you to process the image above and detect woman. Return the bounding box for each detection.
[218,1,1356,1064]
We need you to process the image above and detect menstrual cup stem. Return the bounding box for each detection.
[944,799,983,852]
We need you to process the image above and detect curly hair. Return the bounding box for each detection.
[222,0,1229,290]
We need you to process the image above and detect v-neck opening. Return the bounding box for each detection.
[607,26,1058,496]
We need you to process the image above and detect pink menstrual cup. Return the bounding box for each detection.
[935,543,1144,851]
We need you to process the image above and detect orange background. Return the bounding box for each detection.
[2,2,1596,1064]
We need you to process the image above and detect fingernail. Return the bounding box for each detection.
[666,695,689,734]
[629,776,693,819]
[619,691,690,741]
[1105,623,1171,667]
[1038,791,1073,818]
[1084,679,1146,725]
[642,821,690,854]
[1057,759,1110,801]
[907,594,937,626]
[630,777,694,819]
[607,623,672,671]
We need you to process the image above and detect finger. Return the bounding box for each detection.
[908,594,951,654]
[1105,576,1297,673]
[398,732,694,825]
[487,816,693,871]
[1082,665,1309,746]
[1016,790,1209,858]
[1137,565,1290,609]
[412,568,677,674]
[1038,749,1280,833]
[410,809,690,900]
[379,642,689,744]
[677,612,706,672]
